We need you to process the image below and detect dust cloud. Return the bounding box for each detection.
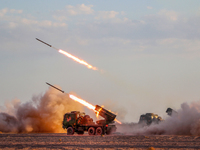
[1,85,200,136]
[0,86,83,133]
[117,101,200,136]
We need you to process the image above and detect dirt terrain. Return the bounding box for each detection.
[0,133,200,149]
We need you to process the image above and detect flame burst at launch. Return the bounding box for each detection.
[69,94,121,124]
[96,107,102,118]
[114,119,122,124]
[59,49,98,70]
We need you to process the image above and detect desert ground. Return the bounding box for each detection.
[0,133,200,149]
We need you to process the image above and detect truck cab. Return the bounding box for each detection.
[63,111,85,128]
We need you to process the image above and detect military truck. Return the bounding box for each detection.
[62,105,117,135]
[166,107,178,116]
[138,113,163,125]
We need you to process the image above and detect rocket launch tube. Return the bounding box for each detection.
[46,82,64,93]
[95,105,116,123]
[36,38,52,47]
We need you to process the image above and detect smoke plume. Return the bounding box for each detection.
[0,87,83,133]
[117,101,200,135]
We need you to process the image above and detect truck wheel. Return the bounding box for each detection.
[96,127,102,135]
[88,127,95,135]
[67,127,74,135]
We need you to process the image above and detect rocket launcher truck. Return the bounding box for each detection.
[46,82,117,135]
[62,105,117,135]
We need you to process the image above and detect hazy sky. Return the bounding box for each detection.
[1,0,200,122]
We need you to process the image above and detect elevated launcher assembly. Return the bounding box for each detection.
[95,105,116,125]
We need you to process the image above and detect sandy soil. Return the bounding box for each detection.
[0,133,200,149]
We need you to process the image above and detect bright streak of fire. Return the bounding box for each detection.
[69,94,121,124]
[69,94,96,110]
[114,119,122,124]
[96,107,102,118]
[59,49,98,70]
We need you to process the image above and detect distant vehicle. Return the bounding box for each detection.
[139,107,178,126]
[138,113,163,125]
[166,107,178,116]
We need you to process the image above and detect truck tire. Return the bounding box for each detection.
[67,127,74,135]
[88,127,95,135]
[96,127,103,135]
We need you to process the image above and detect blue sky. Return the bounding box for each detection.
[1,0,200,122]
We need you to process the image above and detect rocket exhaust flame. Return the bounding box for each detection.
[69,94,96,111]
[59,49,98,70]
[36,38,97,70]
[114,119,121,124]
[96,107,102,118]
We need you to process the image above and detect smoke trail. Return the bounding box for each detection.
[0,86,83,133]
[117,101,200,135]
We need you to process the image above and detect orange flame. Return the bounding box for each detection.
[59,49,98,70]
[69,94,96,110]
[114,119,122,124]
[69,94,121,124]
[96,107,102,118]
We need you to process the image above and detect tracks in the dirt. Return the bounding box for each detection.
[0,133,200,149]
